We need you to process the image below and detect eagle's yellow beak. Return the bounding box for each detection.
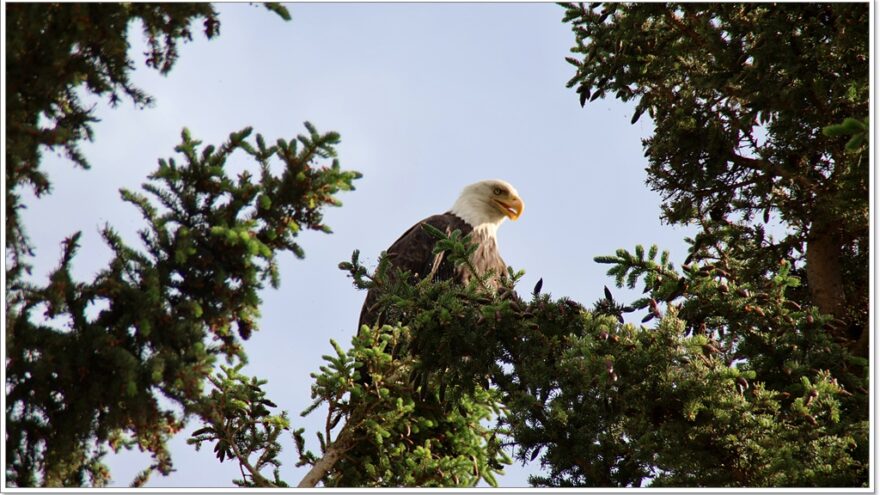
[493,196,524,221]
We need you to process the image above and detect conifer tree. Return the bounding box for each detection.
[561,3,869,357]
[494,3,869,486]
[7,3,215,282]
[6,2,869,488]
[3,3,363,487]
[296,2,868,487]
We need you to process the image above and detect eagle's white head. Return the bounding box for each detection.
[450,179,524,235]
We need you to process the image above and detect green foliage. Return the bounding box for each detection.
[262,2,292,21]
[533,6,871,485]
[188,364,290,487]
[6,2,870,489]
[6,125,359,486]
[301,324,509,487]
[328,228,867,487]
[6,3,211,280]
[293,254,514,487]
[823,117,869,153]
[562,3,869,356]
[503,307,864,487]
[4,2,289,283]
[587,241,866,486]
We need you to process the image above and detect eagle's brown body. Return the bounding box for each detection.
[358,179,522,330]
[358,212,508,329]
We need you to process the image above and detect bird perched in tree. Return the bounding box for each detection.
[359,179,524,329]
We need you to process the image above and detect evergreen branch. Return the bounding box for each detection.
[423,224,492,293]
[189,366,290,487]
[224,425,274,487]
[728,154,817,191]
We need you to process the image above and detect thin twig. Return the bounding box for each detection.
[224,423,274,487]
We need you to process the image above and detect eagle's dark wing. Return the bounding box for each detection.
[358,213,472,329]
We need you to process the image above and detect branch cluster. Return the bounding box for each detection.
[6,125,359,486]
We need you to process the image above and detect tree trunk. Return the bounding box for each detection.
[805,226,845,318]
[854,322,869,357]
[804,221,854,352]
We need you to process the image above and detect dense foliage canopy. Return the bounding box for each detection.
[3,4,358,487]
[310,3,869,486]
[563,3,869,357]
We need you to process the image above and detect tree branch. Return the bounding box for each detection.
[729,154,817,191]
[223,422,274,487]
[297,425,353,488]
[664,9,707,48]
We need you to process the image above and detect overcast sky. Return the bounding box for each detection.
[21,3,698,487]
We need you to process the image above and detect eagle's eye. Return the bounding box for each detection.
[492,187,504,196]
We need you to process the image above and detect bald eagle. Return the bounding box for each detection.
[359,179,523,328]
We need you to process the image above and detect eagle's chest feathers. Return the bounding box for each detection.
[453,223,504,289]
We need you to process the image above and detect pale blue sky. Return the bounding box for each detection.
[21,3,697,487]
